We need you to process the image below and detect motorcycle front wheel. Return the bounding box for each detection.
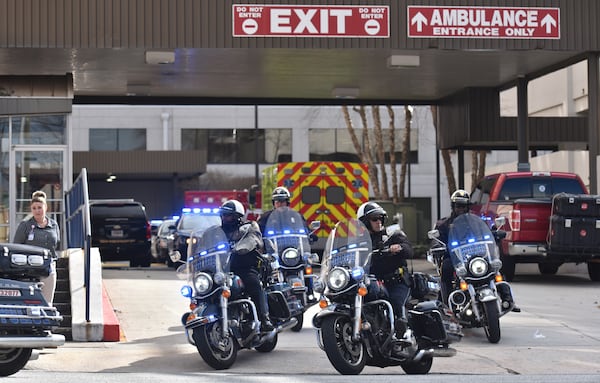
[193,322,238,370]
[0,347,32,377]
[483,300,501,343]
[321,315,366,375]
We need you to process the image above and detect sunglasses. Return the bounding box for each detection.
[369,216,384,222]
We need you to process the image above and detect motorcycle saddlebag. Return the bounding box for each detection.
[267,282,303,319]
[0,243,52,278]
[552,193,600,217]
[410,272,440,301]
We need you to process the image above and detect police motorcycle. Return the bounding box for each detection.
[0,243,64,377]
[178,224,302,370]
[313,218,461,375]
[263,206,320,332]
[428,213,516,344]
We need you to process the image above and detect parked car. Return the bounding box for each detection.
[168,208,221,267]
[90,199,152,267]
[150,218,176,263]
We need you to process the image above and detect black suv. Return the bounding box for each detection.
[90,199,152,267]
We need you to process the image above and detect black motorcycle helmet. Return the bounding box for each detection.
[357,201,387,227]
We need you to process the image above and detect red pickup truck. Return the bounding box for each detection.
[469,171,600,282]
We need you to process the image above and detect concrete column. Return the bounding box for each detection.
[588,53,599,194]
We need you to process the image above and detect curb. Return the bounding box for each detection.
[102,283,121,342]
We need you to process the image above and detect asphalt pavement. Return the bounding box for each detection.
[25,259,599,375]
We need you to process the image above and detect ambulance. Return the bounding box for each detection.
[261,161,369,253]
[183,189,261,220]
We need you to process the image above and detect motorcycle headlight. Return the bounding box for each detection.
[469,257,489,277]
[327,267,350,291]
[193,272,213,294]
[281,248,300,267]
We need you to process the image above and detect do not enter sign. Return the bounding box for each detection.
[233,5,389,38]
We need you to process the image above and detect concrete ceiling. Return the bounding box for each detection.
[0,47,585,104]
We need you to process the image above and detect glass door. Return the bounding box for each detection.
[9,146,67,242]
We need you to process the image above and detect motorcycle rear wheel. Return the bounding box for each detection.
[193,322,238,370]
[255,332,278,353]
[291,313,304,332]
[321,316,366,375]
[0,347,32,377]
[483,301,501,343]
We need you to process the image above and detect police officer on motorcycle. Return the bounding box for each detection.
[258,186,317,242]
[434,190,520,312]
[220,199,275,331]
[434,189,471,305]
[357,201,413,341]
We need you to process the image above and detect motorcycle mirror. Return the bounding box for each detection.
[307,252,320,265]
[171,250,182,262]
[427,229,440,239]
[310,221,321,230]
[494,216,506,228]
[175,264,188,279]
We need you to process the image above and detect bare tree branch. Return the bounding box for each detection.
[372,106,389,200]
[386,106,398,203]
[399,106,412,201]
[352,106,380,197]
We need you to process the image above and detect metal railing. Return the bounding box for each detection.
[64,168,92,322]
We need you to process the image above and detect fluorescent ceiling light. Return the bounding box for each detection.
[145,51,175,65]
[332,87,359,99]
[387,55,420,68]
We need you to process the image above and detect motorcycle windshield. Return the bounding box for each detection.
[448,213,497,266]
[186,225,231,275]
[321,218,372,278]
[264,206,310,256]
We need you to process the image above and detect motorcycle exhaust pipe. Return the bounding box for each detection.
[412,347,457,362]
[277,317,298,332]
[0,333,65,348]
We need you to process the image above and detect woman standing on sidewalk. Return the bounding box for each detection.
[13,190,61,305]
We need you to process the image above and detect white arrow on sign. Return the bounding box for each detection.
[411,12,428,32]
[540,14,556,34]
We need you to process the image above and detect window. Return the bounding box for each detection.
[326,186,345,204]
[552,178,586,194]
[11,115,66,145]
[181,128,291,164]
[301,186,320,204]
[309,128,417,164]
[89,129,146,151]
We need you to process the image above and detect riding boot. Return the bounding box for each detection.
[260,314,275,332]
[394,318,408,339]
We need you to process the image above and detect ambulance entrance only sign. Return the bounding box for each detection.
[407,6,560,39]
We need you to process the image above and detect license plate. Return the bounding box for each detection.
[111,229,124,237]
[0,289,22,297]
